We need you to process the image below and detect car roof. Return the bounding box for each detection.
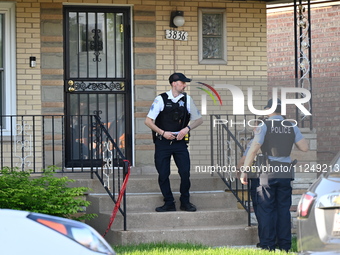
[0,209,30,217]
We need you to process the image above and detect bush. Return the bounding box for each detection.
[0,166,96,221]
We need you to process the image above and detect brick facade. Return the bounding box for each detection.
[10,0,270,169]
[267,2,340,165]
[16,1,42,116]
[3,0,321,236]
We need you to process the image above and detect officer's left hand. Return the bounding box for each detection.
[240,172,248,185]
[176,127,190,140]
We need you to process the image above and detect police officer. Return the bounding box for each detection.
[240,98,308,251]
[145,73,203,212]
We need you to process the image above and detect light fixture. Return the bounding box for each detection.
[170,11,185,28]
[29,56,36,68]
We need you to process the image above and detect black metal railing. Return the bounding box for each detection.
[0,114,129,230]
[92,114,130,232]
[210,114,258,226]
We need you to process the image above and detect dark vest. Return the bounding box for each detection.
[152,93,190,141]
[261,119,295,157]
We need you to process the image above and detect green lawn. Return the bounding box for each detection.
[114,241,298,255]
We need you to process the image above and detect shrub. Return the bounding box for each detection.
[0,166,96,221]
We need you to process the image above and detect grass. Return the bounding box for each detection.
[114,239,298,255]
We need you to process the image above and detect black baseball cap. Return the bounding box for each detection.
[169,73,192,84]
[264,98,281,109]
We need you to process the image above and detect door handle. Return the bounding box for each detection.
[68,80,75,92]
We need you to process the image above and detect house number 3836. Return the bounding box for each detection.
[165,29,188,41]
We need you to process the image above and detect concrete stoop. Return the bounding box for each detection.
[80,173,258,247]
[109,225,257,246]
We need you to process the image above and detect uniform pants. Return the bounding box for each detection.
[250,178,261,240]
[256,164,292,251]
[154,138,191,205]
[250,178,259,217]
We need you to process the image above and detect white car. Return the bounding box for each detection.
[0,209,115,255]
[297,152,340,254]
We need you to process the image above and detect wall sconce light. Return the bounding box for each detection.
[170,11,185,28]
[29,56,36,68]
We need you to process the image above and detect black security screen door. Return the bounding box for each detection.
[64,6,132,167]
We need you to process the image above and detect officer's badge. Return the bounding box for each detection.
[179,100,185,107]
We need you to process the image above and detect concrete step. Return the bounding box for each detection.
[108,225,258,246]
[124,173,227,193]
[68,173,228,193]
[80,173,256,247]
[87,191,238,213]
[87,208,258,247]
[95,208,248,230]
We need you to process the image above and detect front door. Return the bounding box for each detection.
[64,6,132,167]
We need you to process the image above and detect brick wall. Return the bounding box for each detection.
[133,5,157,168]
[16,0,42,115]
[131,0,269,168]
[150,1,268,169]
[40,3,63,114]
[11,0,269,170]
[267,2,340,165]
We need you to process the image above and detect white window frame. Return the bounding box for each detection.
[0,2,16,135]
[198,8,227,65]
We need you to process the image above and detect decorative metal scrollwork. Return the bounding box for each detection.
[72,81,125,92]
[102,141,113,190]
[224,140,236,182]
[92,112,114,190]
[90,29,103,62]
[15,121,32,170]
[296,1,312,126]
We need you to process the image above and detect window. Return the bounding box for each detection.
[198,9,227,64]
[0,3,16,133]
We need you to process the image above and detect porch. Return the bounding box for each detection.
[0,114,130,231]
[0,113,258,246]
[0,113,317,246]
